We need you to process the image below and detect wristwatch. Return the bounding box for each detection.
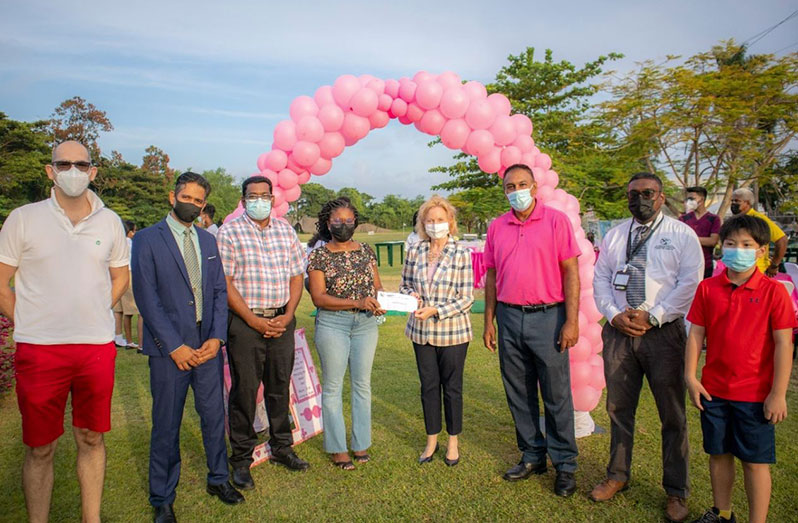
[648,314,660,328]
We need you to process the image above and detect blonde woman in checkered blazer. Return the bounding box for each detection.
[399,195,474,467]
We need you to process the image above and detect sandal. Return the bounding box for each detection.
[353,453,370,463]
[332,460,355,470]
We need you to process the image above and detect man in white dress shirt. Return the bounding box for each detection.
[590,173,703,523]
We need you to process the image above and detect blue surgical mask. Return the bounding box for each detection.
[246,198,271,220]
[721,247,758,272]
[507,189,533,212]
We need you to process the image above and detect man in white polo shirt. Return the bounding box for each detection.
[0,141,129,523]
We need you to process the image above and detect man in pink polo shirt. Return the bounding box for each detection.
[483,164,581,497]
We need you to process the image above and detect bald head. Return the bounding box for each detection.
[52,140,91,164]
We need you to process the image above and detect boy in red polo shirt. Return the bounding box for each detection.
[685,214,796,523]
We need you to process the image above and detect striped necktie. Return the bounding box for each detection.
[626,225,649,308]
[183,229,203,322]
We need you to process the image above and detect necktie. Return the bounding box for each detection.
[183,229,203,322]
[626,225,649,308]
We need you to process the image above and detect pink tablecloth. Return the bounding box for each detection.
[471,251,486,289]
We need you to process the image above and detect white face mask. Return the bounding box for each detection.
[425,222,449,239]
[54,166,90,197]
[684,198,698,213]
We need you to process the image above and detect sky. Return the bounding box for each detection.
[1,0,797,199]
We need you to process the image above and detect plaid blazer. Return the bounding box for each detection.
[399,239,474,346]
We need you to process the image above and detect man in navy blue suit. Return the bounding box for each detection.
[132,172,244,523]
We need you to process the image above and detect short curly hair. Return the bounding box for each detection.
[310,197,360,244]
[416,195,458,241]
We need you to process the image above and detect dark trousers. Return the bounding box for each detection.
[412,342,468,436]
[496,303,577,472]
[226,313,296,468]
[602,318,689,498]
[148,347,228,507]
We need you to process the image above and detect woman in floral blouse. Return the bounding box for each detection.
[307,197,385,470]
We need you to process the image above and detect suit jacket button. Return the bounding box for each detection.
[188,300,194,306]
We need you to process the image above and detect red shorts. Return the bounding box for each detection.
[15,342,116,447]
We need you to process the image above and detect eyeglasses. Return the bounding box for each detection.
[53,161,92,172]
[244,194,272,202]
[627,189,659,200]
[330,219,356,226]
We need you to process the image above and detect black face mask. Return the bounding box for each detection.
[329,223,356,242]
[173,201,202,223]
[628,196,657,222]
[730,203,742,215]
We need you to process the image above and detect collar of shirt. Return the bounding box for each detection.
[505,199,544,226]
[48,188,106,224]
[720,267,763,290]
[632,211,664,230]
[166,211,196,237]
[242,211,272,232]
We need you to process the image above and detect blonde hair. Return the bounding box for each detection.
[416,195,459,241]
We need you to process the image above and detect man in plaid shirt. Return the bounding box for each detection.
[217,175,308,490]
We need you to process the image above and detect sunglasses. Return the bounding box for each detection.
[330,219,356,226]
[53,161,92,172]
[627,189,659,200]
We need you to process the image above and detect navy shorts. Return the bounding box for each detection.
[700,396,775,464]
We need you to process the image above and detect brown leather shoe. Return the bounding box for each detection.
[665,496,689,522]
[588,478,628,502]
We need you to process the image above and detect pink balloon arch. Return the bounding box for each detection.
[230,71,605,412]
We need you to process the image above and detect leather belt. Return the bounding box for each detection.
[251,306,286,318]
[501,302,563,313]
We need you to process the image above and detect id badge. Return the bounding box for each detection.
[613,267,630,290]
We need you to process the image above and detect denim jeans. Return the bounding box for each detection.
[314,309,378,453]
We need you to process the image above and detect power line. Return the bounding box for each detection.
[772,40,798,54]
[743,9,798,49]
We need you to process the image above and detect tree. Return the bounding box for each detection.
[201,167,241,222]
[448,186,507,233]
[431,47,634,219]
[0,112,51,221]
[296,182,336,220]
[141,145,175,184]
[601,41,798,216]
[47,96,113,158]
[760,151,798,215]
[93,153,171,226]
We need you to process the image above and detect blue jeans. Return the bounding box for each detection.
[314,309,378,453]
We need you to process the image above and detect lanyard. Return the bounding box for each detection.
[625,214,664,264]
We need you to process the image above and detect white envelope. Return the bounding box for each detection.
[377,291,418,312]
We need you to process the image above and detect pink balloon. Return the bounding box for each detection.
[570,337,592,362]
[272,187,285,208]
[292,141,320,168]
[582,299,603,323]
[465,129,494,157]
[572,385,601,412]
[317,104,345,132]
[278,168,299,188]
[390,98,408,117]
[384,79,400,98]
[511,113,533,136]
[332,74,361,108]
[309,157,332,175]
[546,199,567,213]
[589,354,603,368]
[406,103,424,123]
[297,171,311,184]
[579,257,595,280]
[260,168,278,186]
[418,109,445,135]
[273,120,297,151]
[274,201,290,217]
[340,113,370,143]
[436,71,462,90]
[366,78,385,95]
[295,116,324,143]
[465,99,496,130]
[377,93,392,112]
[477,147,502,173]
[398,79,417,103]
[319,133,346,160]
[513,134,534,152]
[570,362,592,388]
[552,188,569,203]
[565,194,580,214]
[547,169,560,188]
[358,74,376,86]
[500,145,522,167]
[589,369,606,390]
[256,152,269,171]
[439,86,470,119]
[350,88,379,117]
[489,115,516,146]
[531,167,548,185]
[314,85,335,107]
[535,153,553,170]
[487,93,512,116]
[583,322,602,347]
[263,150,288,172]
[369,110,390,129]
[284,184,302,203]
[536,184,554,202]
[463,80,487,99]
[398,115,411,125]
[440,119,470,150]
[413,71,435,84]
[415,80,443,110]
[289,95,318,121]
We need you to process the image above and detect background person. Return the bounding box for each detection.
[405,210,421,252]
[679,186,721,279]
[199,204,218,236]
[113,220,143,350]
[399,195,473,467]
[730,188,787,277]
[307,197,385,470]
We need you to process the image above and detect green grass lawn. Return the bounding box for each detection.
[1,230,798,521]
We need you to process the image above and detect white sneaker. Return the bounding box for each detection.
[114,334,127,346]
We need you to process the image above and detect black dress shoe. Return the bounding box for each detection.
[207,481,245,505]
[418,443,439,464]
[502,461,547,481]
[444,455,460,467]
[231,467,255,490]
[270,450,310,471]
[153,504,176,523]
[554,471,577,497]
